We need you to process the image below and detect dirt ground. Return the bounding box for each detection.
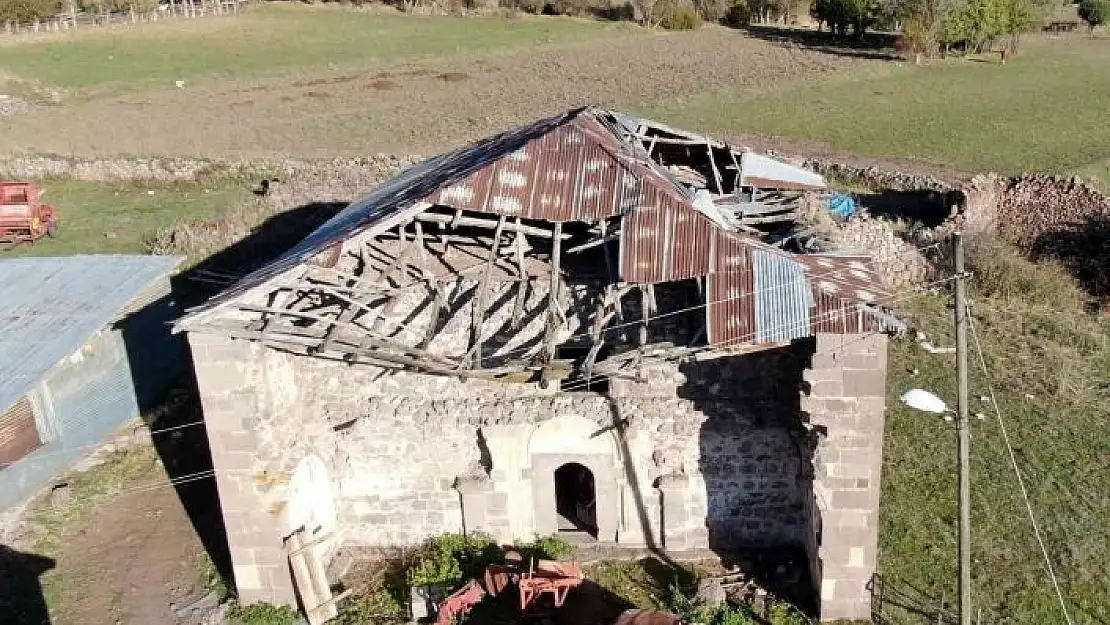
[42,481,211,625]
[0,27,877,159]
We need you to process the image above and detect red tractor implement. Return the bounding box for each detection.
[0,181,59,247]
[434,558,584,625]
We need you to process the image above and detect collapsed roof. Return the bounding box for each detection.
[176,107,898,384]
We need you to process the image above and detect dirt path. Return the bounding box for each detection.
[0,27,877,159]
[44,481,209,625]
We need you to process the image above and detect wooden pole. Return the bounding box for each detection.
[953,231,972,625]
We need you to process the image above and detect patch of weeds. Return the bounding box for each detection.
[197,552,232,602]
[514,533,573,561]
[585,557,700,610]
[227,602,300,625]
[28,445,163,555]
[768,601,811,625]
[334,588,406,625]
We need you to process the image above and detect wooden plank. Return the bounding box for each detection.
[512,218,528,329]
[415,212,567,239]
[541,223,564,369]
[469,215,507,368]
[414,221,448,350]
[285,530,324,625]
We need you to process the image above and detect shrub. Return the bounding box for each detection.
[722,0,749,25]
[1079,0,1109,32]
[227,602,300,625]
[768,601,810,625]
[693,0,729,20]
[407,532,504,586]
[0,0,62,22]
[658,0,701,28]
[407,542,462,587]
[516,533,574,561]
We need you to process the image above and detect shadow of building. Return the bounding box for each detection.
[0,544,56,625]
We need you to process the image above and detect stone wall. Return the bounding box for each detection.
[801,333,888,621]
[189,330,832,604]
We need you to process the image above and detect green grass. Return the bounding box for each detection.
[1,179,249,257]
[644,37,1110,177]
[879,242,1110,624]
[0,4,633,95]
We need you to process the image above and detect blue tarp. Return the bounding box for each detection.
[828,193,857,219]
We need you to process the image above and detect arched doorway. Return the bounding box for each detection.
[554,463,597,538]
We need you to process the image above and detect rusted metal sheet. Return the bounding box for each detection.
[429,113,652,222]
[619,193,714,284]
[0,397,41,468]
[706,261,755,348]
[794,254,891,305]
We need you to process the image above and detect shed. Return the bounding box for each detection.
[0,254,184,511]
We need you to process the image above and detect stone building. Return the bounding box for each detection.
[177,108,896,621]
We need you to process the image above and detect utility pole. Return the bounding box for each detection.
[953,232,972,625]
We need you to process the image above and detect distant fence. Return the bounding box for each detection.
[1,0,252,36]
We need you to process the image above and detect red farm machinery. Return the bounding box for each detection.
[436,557,585,625]
[0,181,59,247]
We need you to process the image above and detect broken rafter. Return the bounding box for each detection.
[235,303,459,368]
[511,217,528,329]
[583,284,619,382]
[415,212,568,240]
[414,220,448,350]
[565,232,620,255]
[318,244,370,354]
[706,146,724,194]
[541,222,564,373]
[468,215,507,368]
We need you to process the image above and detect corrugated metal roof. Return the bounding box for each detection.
[0,254,183,413]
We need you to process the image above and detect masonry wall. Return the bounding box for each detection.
[802,333,888,621]
[189,331,825,605]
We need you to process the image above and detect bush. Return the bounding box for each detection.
[227,602,300,625]
[722,0,750,25]
[693,0,729,20]
[768,601,810,625]
[515,533,574,561]
[0,0,62,22]
[407,532,504,586]
[658,0,701,28]
[1078,0,1109,31]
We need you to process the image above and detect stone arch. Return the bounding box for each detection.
[283,453,337,541]
[526,414,621,542]
[526,413,620,460]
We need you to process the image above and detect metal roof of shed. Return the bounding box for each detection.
[0,254,183,413]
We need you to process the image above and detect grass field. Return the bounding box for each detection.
[643,36,1110,183]
[0,3,632,96]
[3,179,249,257]
[879,244,1110,624]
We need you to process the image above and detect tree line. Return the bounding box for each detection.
[2,0,1104,43]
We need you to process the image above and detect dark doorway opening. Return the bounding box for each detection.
[554,463,598,538]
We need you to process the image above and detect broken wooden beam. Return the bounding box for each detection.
[541,222,564,371]
[415,212,569,239]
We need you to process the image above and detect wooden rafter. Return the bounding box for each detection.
[468,215,507,368]
[541,222,564,371]
[414,220,448,350]
[511,217,528,329]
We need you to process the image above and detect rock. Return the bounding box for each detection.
[174,590,220,617]
[695,578,726,607]
[48,483,70,509]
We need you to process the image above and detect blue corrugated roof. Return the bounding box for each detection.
[0,254,183,413]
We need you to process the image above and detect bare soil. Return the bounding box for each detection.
[43,482,210,625]
[0,27,877,159]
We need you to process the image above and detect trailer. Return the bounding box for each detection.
[0,181,59,247]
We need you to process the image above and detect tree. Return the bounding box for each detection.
[0,0,62,21]
[1079,0,1109,33]
[811,0,875,36]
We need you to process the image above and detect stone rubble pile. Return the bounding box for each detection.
[802,158,956,193]
[828,213,933,291]
[994,174,1110,247]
